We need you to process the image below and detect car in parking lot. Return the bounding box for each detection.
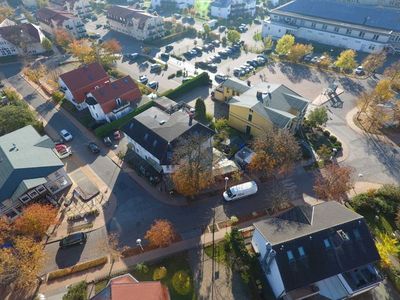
[59,232,87,248]
[218,26,226,32]
[150,63,162,73]
[160,53,170,61]
[173,13,181,19]
[211,55,221,63]
[207,63,218,72]
[60,129,73,142]
[212,40,220,47]
[215,74,228,82]
[127,53,139,60]
[354,65,365,75]
[139,75,148,85]
[88,142,100,154]
[148,81,159,90]
[165,45,174,52]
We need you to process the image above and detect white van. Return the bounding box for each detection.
[223,181,258,201]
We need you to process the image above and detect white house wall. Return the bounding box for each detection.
[125,135,161,164]
[251,229,285,298]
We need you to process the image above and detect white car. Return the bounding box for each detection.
[223,181,258,201]
[355,66,364,75]
[60,129,73,142]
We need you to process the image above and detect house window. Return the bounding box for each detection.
[334,27,339,33]
[311,22,316,28]
[372,34,379,40]
[116,98,122,105]
[324,239,331,249]
[287,250,295,262]
[353,228,361,240]
[248,114,252,122]
[144,133,149,140]
[346,28,352,35]
[298,246,306,257]
[359,31,365,38]
[322,24,327,30]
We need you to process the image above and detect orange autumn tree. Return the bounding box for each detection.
[145,219,177,248]
[0,217,12,244]
[249,128,301,178]
[68,39,95,63]
[171,133,214,197]
[313,164,354,203]
[14,203,58,239]
[54,28,73,49]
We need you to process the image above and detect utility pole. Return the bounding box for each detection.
[211,206,215,300]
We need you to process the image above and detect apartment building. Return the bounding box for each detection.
[151,0,194,9]
[50,0,92,18]
[210,0,256,19]
[36,7,87,39]
[0,22,47,57]
[262,0,400,53]
[106,6,164,41]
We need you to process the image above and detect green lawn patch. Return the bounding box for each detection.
[130,254,194,300]
[194,0,211,18]
[94,279,108,294]
[204,242,228,264]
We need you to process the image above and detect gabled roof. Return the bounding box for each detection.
[229,82,309,129]
[0,23,43,45]
[220,77,250,94]
[0,18,16,27]
[211,0,232,9]
[254,202,380,292]
[36,7,76,26]
[0,126,64,201]
[87,76,142,113]
[59,62,109,103]
[274,0,400,33]
[91,273,170,300]
[107,6,156,29]
[123,106,214,164]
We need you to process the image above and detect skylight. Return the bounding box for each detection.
[298,246,305,257]
[323,239,331,249]
[287,250,294,262]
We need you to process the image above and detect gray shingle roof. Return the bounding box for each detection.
[275,0,400,32]
[0,126,64,201]
[123,107,214,164]
[221,78,250,94]
[229,82,309,129]
[254,202,380,292]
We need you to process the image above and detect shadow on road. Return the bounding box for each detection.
[55,245,85,269]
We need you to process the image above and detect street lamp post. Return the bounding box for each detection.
[224,176,229,191]
[136,238,144,251]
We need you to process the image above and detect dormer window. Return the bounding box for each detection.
[287,250,295,262]
[298,246,305,257]
[116,98,122,106]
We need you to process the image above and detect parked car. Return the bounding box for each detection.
[148,81,159,90]
[223,181,258,201]
[150,63,162,73]
[218,26,226,32]
[212,40,220,47]
[59,232,87,248]
[54,144,72,159]
[96,24,102,29]
[88,142,100,154]
[355,65,365,75]
[60,129,73,142]
[103,137,113,147]
[207,63,218,72]
[303,54,313,62]
[173,13,181,19]
[138,75,148,85]
[215,74,228,82]
[127,53,139,60]
[165,45,174,52]
[160,53,170,61]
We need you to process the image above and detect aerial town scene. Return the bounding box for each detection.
[0,0,400,299]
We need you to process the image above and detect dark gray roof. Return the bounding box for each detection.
[254,202,380,292]
[211,0,231,8]
[229,83,309,129]
[275,0,400,32]
[0,126,64,201]
[221,78,250,94]
[123,107,214,164]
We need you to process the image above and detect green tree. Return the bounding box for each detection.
[307,107,329,128]
[41,38,52,52]
[317,145,332,162]
[0,6,13,23]
[36,0,48,8]
[194,97,206,122]
[52,91,65,103]
[275,34,295,56]
[334,49,357,72]
[63,281,87,300]
[202,23,211,37]
[227,29,241,44]
[221,36,227,46]
[263,35,274,50]
[0,105,38,135]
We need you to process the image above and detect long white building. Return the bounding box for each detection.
[106,6,164,41]
[210,0,256,19]
[151,0,194,9]
[262,0,400,53]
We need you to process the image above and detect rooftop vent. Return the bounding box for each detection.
[337,229,350,242]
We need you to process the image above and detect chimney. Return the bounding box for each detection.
[256,91,263,103]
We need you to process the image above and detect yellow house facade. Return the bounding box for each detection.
[227,82,309,137]
[212,78,250,102]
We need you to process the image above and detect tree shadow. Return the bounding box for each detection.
[55,244,85,269]
[278,62,319,84]
[337,77,365,95]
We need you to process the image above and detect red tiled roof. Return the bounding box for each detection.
[60,62,109,103]
[89,76,142,113]
[36,7,75,26]
[107,6,154,29]
[91,274,170,300]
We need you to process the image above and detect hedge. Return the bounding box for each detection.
[144,28,196,46]
[48,256,108,281]
[94,101,154,137]
[161,72,210,100]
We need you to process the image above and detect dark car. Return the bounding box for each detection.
[165,45,174,52]
[59,232,87,248]
[88,142,100,153]
[160,53,170,61]
[103,136,113,147]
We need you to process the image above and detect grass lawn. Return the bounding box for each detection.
[204,242,228,264]
[194,0,211,18]
[94,279,108,294]
[130,254,195,300]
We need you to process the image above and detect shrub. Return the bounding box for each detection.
[134,263,149,273]
[323,130,330,137]
[172,271,192,295]
[95,101,154,137]
[153,266,167,280]
[107,68,126,79]
[167,73,176,79]
[48,257,108,281]
[63,281,87,300]
[176,70,183,77]
[52,91,64,103]
[161,72,210,100]
[329,135,337,143]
